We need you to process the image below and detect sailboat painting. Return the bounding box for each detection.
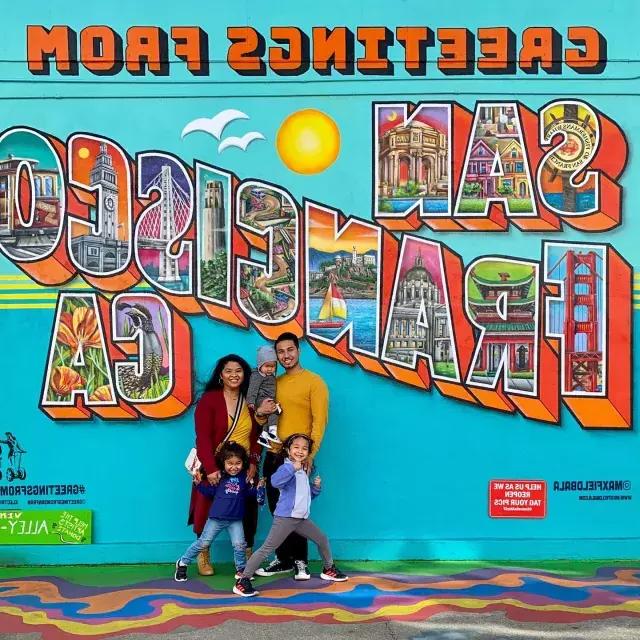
[310,280,347,329]
[306,206,380,354]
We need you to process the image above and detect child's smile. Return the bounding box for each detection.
[224,455,243,476]
[288,438,309,463]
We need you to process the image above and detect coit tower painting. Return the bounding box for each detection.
[202,180,226,260]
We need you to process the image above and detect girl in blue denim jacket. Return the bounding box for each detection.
[233,433,347,597]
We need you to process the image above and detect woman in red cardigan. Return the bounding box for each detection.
[188,353,275,575]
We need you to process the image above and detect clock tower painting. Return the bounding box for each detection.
[70,143,128,273]
[90,143,118,242]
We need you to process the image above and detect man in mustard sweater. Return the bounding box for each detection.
[254,332,328,580]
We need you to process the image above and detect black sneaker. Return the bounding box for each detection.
[174,560,188,582]
[255,559,293,576]
[294,560,311,580]
[233,576,258,597]
[320,564,348,582]
[235,569,255,580]
[257,433,272,449]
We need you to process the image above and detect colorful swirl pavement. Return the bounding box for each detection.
[1,565,639,638]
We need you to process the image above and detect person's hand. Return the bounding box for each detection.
[292,459,303,471]
[256,398,277,416]
[247,463,257,483]
[193,469,202,484]
[207,470,221,485]
[257,477,266,488]
[313,475,322,489]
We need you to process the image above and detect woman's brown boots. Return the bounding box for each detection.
[197,549,214,575]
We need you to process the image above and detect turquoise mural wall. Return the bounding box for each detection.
[0,0,638,564]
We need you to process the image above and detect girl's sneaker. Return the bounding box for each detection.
[320,565,348,582]
[174,561,187,582]
[234,570,255,580]
[233,577,258,597]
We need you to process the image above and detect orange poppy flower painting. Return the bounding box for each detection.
[45,298,112,403]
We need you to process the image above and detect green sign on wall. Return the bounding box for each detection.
[0,510,92,545]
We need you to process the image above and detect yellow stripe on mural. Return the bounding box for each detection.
[1,596,640,636]
[0,282,94,291]
[0,274,30,280]
[0,303,56,309]
[0,293,59,300]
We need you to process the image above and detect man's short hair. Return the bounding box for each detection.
[275,332,300,350]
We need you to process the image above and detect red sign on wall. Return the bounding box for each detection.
[489,480,547,518]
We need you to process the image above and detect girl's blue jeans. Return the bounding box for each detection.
[179,517,246,570]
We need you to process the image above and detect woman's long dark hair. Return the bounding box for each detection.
[203,354,252,397]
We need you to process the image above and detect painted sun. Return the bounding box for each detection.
[276,109,340,174]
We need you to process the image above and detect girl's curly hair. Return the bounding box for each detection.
[215,441,249,471]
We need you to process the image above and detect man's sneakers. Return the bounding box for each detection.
[233,576,258,597]
[294,560,311,580]
[255,559,293,576]
[253,559,345,581]
[320,564,348,582]
[174,560,188,582]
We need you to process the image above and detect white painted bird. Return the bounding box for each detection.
[181,109,249,140]
[218,132,266,153]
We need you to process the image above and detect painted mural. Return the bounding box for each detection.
[375,103,451,217]
[43,294,115,406]
[236,182,299,322]
[465,259,539,394]
[456,105,536,216]
[196,164,230,304]
[382,236,458,380]
[0,4,638,567]
[0,93,629,428]
[307,204,380,355]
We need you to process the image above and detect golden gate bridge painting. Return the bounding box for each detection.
[546,244,604,394]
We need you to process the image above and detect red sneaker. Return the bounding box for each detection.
[320,565,348,582]
[233,577,259,597]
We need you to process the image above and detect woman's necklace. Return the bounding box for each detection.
[223,389,240,405]
[223,389,240,417]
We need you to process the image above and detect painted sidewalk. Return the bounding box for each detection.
[0,561,639,639]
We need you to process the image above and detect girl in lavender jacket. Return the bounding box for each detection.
[233,433,348,597]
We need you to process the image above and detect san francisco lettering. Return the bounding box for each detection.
[0,98,630,429]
